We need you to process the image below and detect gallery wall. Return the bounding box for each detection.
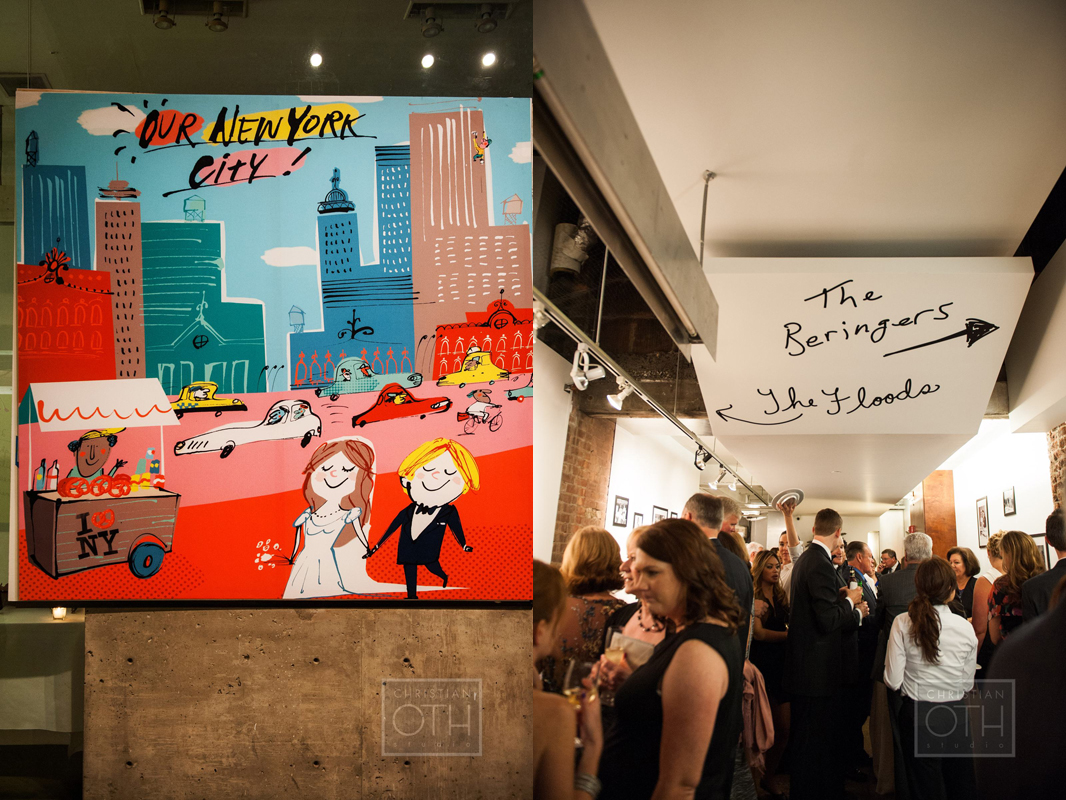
[603,423,702,555]
[942,419,1056,574]
[532,342,573,562]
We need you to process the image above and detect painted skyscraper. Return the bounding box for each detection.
[288,165,416,388]
[140,208,266,394]
[408,107,532,347]
[95,178,146,378]
[21,160,92,271]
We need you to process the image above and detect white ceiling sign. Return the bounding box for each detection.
[692,258,1033,506]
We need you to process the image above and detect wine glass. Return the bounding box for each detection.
[562,660,597,747]
[599,626,626,707]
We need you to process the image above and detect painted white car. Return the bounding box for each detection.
[173,399,322,458]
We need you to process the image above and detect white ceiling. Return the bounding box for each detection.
[584,0,1066,261]
[583,0,1066,516]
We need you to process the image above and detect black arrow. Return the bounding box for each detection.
[715,405,804,426]
[882,318,999,358]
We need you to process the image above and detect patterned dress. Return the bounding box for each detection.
[542,595,627,693]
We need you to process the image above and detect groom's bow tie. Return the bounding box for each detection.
[414,503,437,516]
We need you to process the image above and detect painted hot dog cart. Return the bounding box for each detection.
[19,379,182,579]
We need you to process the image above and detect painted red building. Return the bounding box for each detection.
[17,255,116,403]
[433,295,534,379]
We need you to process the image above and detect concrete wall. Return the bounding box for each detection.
[84,608,531,800]
[533,342,573,562]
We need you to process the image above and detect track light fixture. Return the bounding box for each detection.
[727,477,737,492]
[207,1,227,31]
[709,467,728,491]
[421,6,443,37]
[154,0,175,29]
[476,4,497,32]
[570,343,605,391]
[694,447,713,471]
[532,300,550,344]
[607,378,634,411]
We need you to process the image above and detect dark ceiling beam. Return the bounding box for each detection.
[1016,163,1066,276]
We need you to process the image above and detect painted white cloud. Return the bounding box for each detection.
[297,96,383,103]
[15,90,41,108]
[77,104,146,136]
[508,141,532,164]
[261,246,319,268]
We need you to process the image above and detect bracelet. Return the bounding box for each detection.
[574,772,602,799]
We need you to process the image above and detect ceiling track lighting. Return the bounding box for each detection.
[727,478,738,492]
[607,377,635,411]
[421,6,443,37]
[154,0,176,29]
[534,289,772,504]
[207,1,227,31]
[569,343,605,391]
[694,446,713,472]
[476,3,498,32]
[709,466,728,491]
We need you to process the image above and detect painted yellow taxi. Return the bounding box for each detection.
[171,381,248,419]
[436,350,510,388]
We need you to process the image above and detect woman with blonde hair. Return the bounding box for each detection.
[545,526,626,691]
[533,560,603,800]
[987,531,1045,652]
[973,532,1005,669]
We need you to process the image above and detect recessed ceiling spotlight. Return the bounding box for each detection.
[207,2,227,32]
[421,54,435,69]
[421,7,443,38]
[310,53,323,68]
[476,4,497,33]
[482,52,497,67]
[154,0,176,29]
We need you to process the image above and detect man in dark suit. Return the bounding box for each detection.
[877,549,899,577]
[682,492,754,653]
[783,508,867,800]
[979,571,1066,797]
[842,541,879,774]
[869,532,931,800]
[1022,509,1066,620]
[366,439,478,598]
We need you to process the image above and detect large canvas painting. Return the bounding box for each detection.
[12,91,533,601]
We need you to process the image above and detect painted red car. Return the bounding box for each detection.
[351,383,452,428]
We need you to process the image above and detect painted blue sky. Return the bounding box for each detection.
[15,92,532,367]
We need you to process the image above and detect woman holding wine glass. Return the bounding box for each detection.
[533,559,604,800]
[597,519,744,800]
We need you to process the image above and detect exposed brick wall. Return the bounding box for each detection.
[551,406,616,564]
[1049,422,1066,508]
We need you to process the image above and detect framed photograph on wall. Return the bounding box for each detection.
[632,512,644,528]
[613,496,630,527]
[977,496,990,547]
[670,511,678,518]
[1003,487,1016,516]
[652,506,669,523]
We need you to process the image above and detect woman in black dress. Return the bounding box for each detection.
[749,549,789,798]
[947,546,981,619]
[598,519,744,800]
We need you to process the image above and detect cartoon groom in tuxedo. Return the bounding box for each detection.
[365,439,479,599]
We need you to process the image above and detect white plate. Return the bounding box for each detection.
[771,488,804,508]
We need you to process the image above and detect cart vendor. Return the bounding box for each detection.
[66,428,128,479]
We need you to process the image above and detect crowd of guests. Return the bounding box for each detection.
[533,494,1066,800]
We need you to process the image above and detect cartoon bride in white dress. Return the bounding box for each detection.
[283,436,412,598]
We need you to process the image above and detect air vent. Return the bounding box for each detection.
[0,73,51,98]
